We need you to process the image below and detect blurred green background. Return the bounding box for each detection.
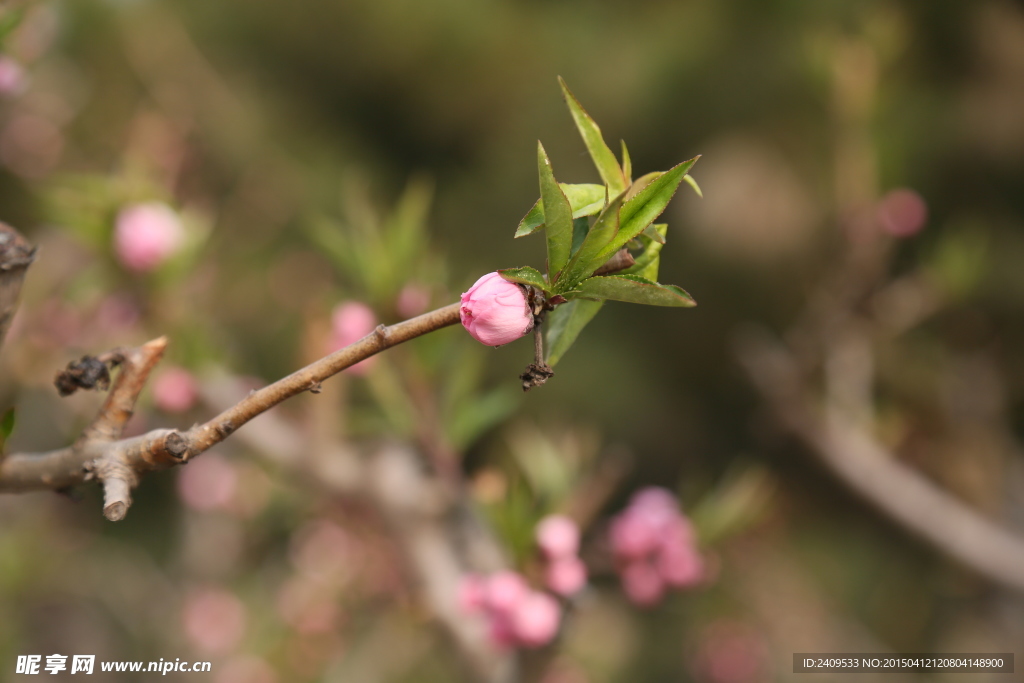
[1,0,1023,681]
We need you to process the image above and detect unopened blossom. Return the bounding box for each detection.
[621,560,664,606]
[153,366,198,413]
[536,514,580,559]
[460,272,533,346]
[329,301,377,375]
[544,556,587,597]
[113,201,185,272]
[609,487,705,606]
[483,570,529,615]
[509,591,561,647]
[457,570,564,649]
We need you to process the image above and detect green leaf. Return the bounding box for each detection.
[545,298,604,366]
[642,223,666,244]
[558,77,626,195]
[621,140,632,185]
[0,408,14,451]
[623,224,667,281]
[515,200,544,238]
[555,191,626,293]
[684,174,703,198]
[561,184,607,217]
[570,216,589,255]
[498,266,548,292]
[595,156,699,264]
[515,184,606,238]
[578,274,696,307]
[537,142,574,277]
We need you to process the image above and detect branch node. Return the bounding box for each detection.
[216,420,235,438]
[162,431,190,460]
[308,380,323,394]
[374,324,390,343]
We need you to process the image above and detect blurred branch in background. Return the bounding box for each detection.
[737,329,1024,593]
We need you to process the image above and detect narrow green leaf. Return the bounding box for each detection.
[621,140,632,185]
[684,174,703,198]
[537,142,574,277]
[555,191,626,293]
[623,225,667,282]
[596,156,699,264]
[516,183,607,238]
[545,299,604,366]
[498,266,549,292]
[641,223,666,244]
[578,274,696,307]
[561,184,607,217]
[570,216,589,256]
[516,199,545,238]
[558,76,626,195]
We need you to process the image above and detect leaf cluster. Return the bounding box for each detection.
[501,78,701,365]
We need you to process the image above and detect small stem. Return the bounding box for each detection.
[533,319,544,365]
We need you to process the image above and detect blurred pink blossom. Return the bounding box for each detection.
[609,487,705,606]
[877,188,928,238]
[458,570,564,649]
[509,590,561,647]
[544,556,587,597]
[621,560,665,606]
[181,587,246,655]
[177,454,238,512]
[460,272,533,346]
[484,570,529,615]
[457,573,487,614]
[329,301,377,375]
[536,514,580,560]
[0,56,27,96]
[114,202,185,272]
[396,283,431,318]
[153,366,198,413]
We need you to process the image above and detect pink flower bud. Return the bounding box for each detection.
[460,272,533,346]
[544,556,588,596]
[630,486,679,515]
[329,301,377,375]
[396,283,430,318]
[609,509,661,560]
[153,366,198,413]
[877,188,928,238]
[509,590,561,647]
[656,537,703,588]
[113,202,185,272]
[0,56,27,97]
[457,573,487,614]
[483,570,529,616]
[536,514,580,559]
[621,560,665,607]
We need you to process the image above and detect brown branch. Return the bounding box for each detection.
[0,303,462,520]
[0,223,36,350]
[736,329,1024,593]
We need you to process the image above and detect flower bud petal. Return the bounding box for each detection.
[460,272,533,346]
